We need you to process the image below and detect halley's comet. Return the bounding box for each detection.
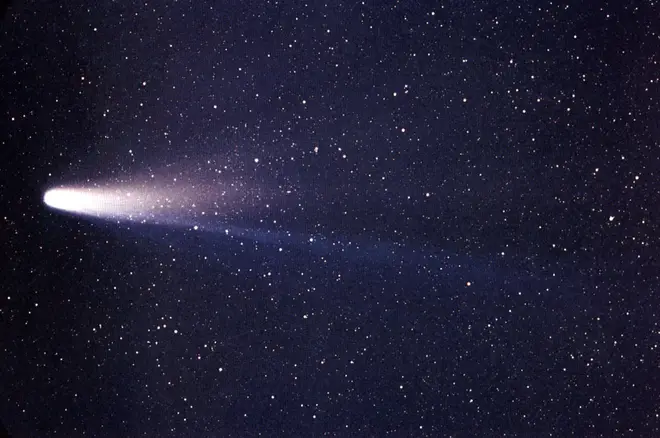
[41,161,291,244]
[42,174,432,265]
[42,180,248,226]
[42,160,266,225]
[41,180,318,252]
[44,187,158,220]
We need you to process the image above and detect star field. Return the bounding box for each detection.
[1,0,659,436]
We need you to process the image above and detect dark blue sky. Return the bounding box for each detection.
[1,0,658,436]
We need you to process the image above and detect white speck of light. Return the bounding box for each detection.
[609,216,615,222]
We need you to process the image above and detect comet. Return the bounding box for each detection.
[43,157,266,226]
[43,187,161,220]
[42,177,259,227]
[41,178,319,252]
[40,154,304,253]
[40,163,432,266]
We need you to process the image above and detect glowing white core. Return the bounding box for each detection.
[43,187,156,220]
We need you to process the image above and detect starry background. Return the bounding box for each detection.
[1,0,659,436]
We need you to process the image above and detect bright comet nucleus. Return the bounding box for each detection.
[43,187,156,220]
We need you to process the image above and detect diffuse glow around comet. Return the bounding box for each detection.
[43,182,245,225]
[39,155,337,255]
[41,160,443,266]
[42,158,283,229]
[42,178,341,258]
[44,186,175,221]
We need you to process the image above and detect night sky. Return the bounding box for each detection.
[1,0,659,436]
